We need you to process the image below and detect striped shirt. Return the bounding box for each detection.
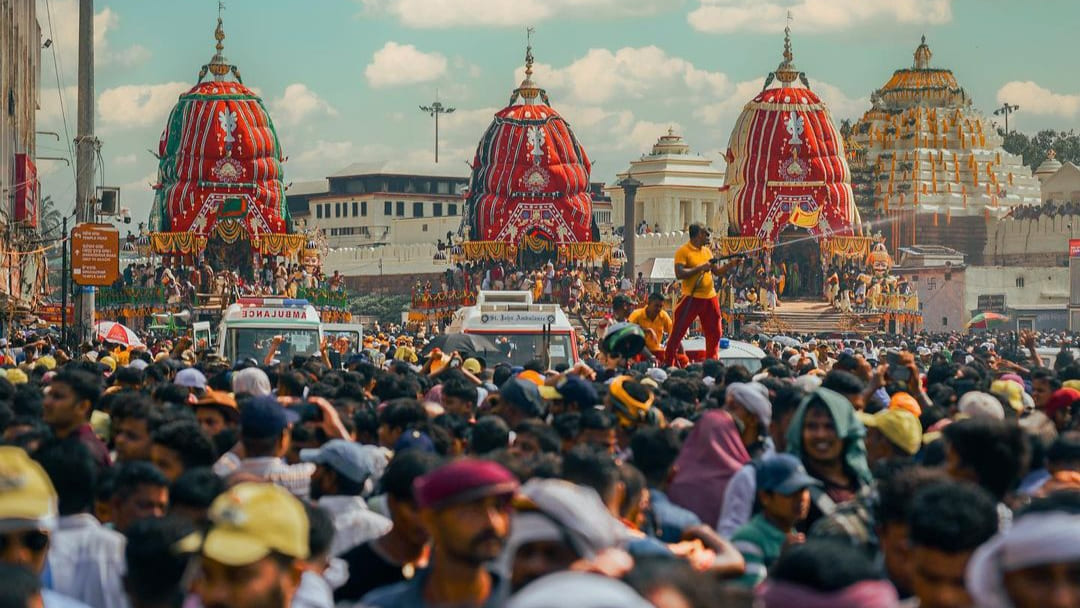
[731,514,789,587]
[213,453,314,500]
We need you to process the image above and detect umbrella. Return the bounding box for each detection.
[94,321,145,347]
[965,312,1009,330]
[420,333,503,358]
[770,335,802,348]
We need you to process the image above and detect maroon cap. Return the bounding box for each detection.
[413,458,519,509]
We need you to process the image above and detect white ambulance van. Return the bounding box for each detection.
[217,297,323,363]
[446,291,578,367]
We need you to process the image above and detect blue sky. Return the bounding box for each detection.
[35,0,1080,226]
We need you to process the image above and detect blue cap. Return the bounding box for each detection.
[756,454,822,495]
[498,378,545,417]
[300,440,386,485]
[554,374,599,407]
[393,429,436,454]
[240,395,300,439]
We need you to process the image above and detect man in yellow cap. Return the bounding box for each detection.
[188,482,309,608]
[858,408,922,466]
[606,375,664,453]
[0,446,92,607]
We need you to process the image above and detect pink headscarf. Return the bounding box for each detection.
[666,409,751,525]
[757,580,899,608]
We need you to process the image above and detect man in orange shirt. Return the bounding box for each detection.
[663,223,740,366]
[628,292,673,358]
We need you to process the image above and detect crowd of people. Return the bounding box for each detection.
[115,260,348,305]
[0,295,1078,607]
[1006,199,1080,221]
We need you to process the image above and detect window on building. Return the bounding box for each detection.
[384,201,392,215]
[422,224,428,232]
[1016,277,1025,288]
[361,201,367,216]
[396,202,405,216]
[927,277,937,291]
[352,202,358,216]
[449,203,457,215]
[334,203,341,218]
[433,203,443,217]
[316,205,323,219]
[413,202,423,218]
[324,204,331,218]
[942,317,948,327]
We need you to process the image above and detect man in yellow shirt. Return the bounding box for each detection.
[664,223,741,366]
[628,292,673,358]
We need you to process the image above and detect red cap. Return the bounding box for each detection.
[413,458,519,509]
[1044,387,1080,418]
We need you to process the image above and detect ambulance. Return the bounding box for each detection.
[216,297,323,363]
[446,291,578,367]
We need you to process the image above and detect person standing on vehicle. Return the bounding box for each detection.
[663,223,740,366]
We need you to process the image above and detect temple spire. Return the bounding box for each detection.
[774,22,799,84]
[512,26,544,104]
[914,35,932,69]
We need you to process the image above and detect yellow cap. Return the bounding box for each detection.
[194,482,309,566]
[462,358,482,374]
[989,380,1024,413]
[538,385,562,401]
[35,355,57,371]
[100,356,117,372]
[5,368,28,385]
[858,409,922,456]
[0,446,58,525]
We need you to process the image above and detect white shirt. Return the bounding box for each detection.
[46,514,129,608]
[213,453,314,500]
[317,495,392,556]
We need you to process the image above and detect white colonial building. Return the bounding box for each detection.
[606,128,725,234]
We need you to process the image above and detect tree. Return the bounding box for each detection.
[38,195,64,245]
[350,293,410,325]
[1001,129,1080,169]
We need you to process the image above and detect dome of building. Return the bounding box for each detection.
[723,28,859,242]
[650,127,691,156]
[463,43,596,246]
[148,15,289,238]
[1035,149,1063,183]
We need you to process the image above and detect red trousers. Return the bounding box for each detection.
[663,295,722,367]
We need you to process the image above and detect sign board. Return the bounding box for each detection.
[479,312,557,326]
[71,224,120,286]
[14,154,38,227]
[36,303,73,324]
[1071,239,1080,258]
[977,294,1006,313]
[238,308,308,320]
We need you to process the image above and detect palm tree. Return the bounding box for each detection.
[38,194,64,242]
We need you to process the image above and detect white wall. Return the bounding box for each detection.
[964,266,1069,315]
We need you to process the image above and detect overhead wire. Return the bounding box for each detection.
[43,0,78,208]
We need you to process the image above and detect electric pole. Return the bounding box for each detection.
[420,91,454,163]
[75,0,97,344]
[993,102,1019,135]
[619,175,642,280]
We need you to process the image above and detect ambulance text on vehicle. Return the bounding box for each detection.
[446,291,578,366]
[217,298,322,363]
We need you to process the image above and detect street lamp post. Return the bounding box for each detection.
[420,93,455,163]
[619,175,642,280]
[993,102,1019,134]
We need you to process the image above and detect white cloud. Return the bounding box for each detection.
[270,84,339,126]
[365,42,448,88]
[626,120,684,153]
[688,0,953,33]
[114,153,137,166]
[996,81,1080,119]
[363,0,672,28]
[37,0,150,78]
[36,85,78,127]
[97,82,189,128]
[520,46,730,105]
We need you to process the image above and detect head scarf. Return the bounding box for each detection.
[785,388,873,487]
[756,579,899,608]
[667,409,751,525]
[727,382,772,426]
[966,510,1080,608]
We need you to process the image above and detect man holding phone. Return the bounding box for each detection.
[663,223,741,367]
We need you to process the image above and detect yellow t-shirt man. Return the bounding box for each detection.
[674,242,716,299]
[628,307,674,352]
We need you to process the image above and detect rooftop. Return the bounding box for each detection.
[329,161,469,179]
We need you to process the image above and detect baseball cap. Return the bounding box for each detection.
[174,368,207,390]
[888,392,922,418]
[957,391,1005,420]
[499,378,545,418]
[300,440,387,486]
[756,454,822,495]
[990,380,1024,413]
[393,429,436,454]
[190,482,309,566]
[857,409,922,456]
[462,358,482,374]
[0,446,58,527]
[413,458,519,510]
[240,396,300,439]
[552,374,599,407]
[517,370,545,387]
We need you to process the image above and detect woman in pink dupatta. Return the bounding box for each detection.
[666,409,751,526]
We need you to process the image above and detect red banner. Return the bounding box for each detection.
[1070,239,1080,258]
[36,303,73,324]
[14,154,38,228]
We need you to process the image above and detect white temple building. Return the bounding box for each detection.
[607,128,726,233]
